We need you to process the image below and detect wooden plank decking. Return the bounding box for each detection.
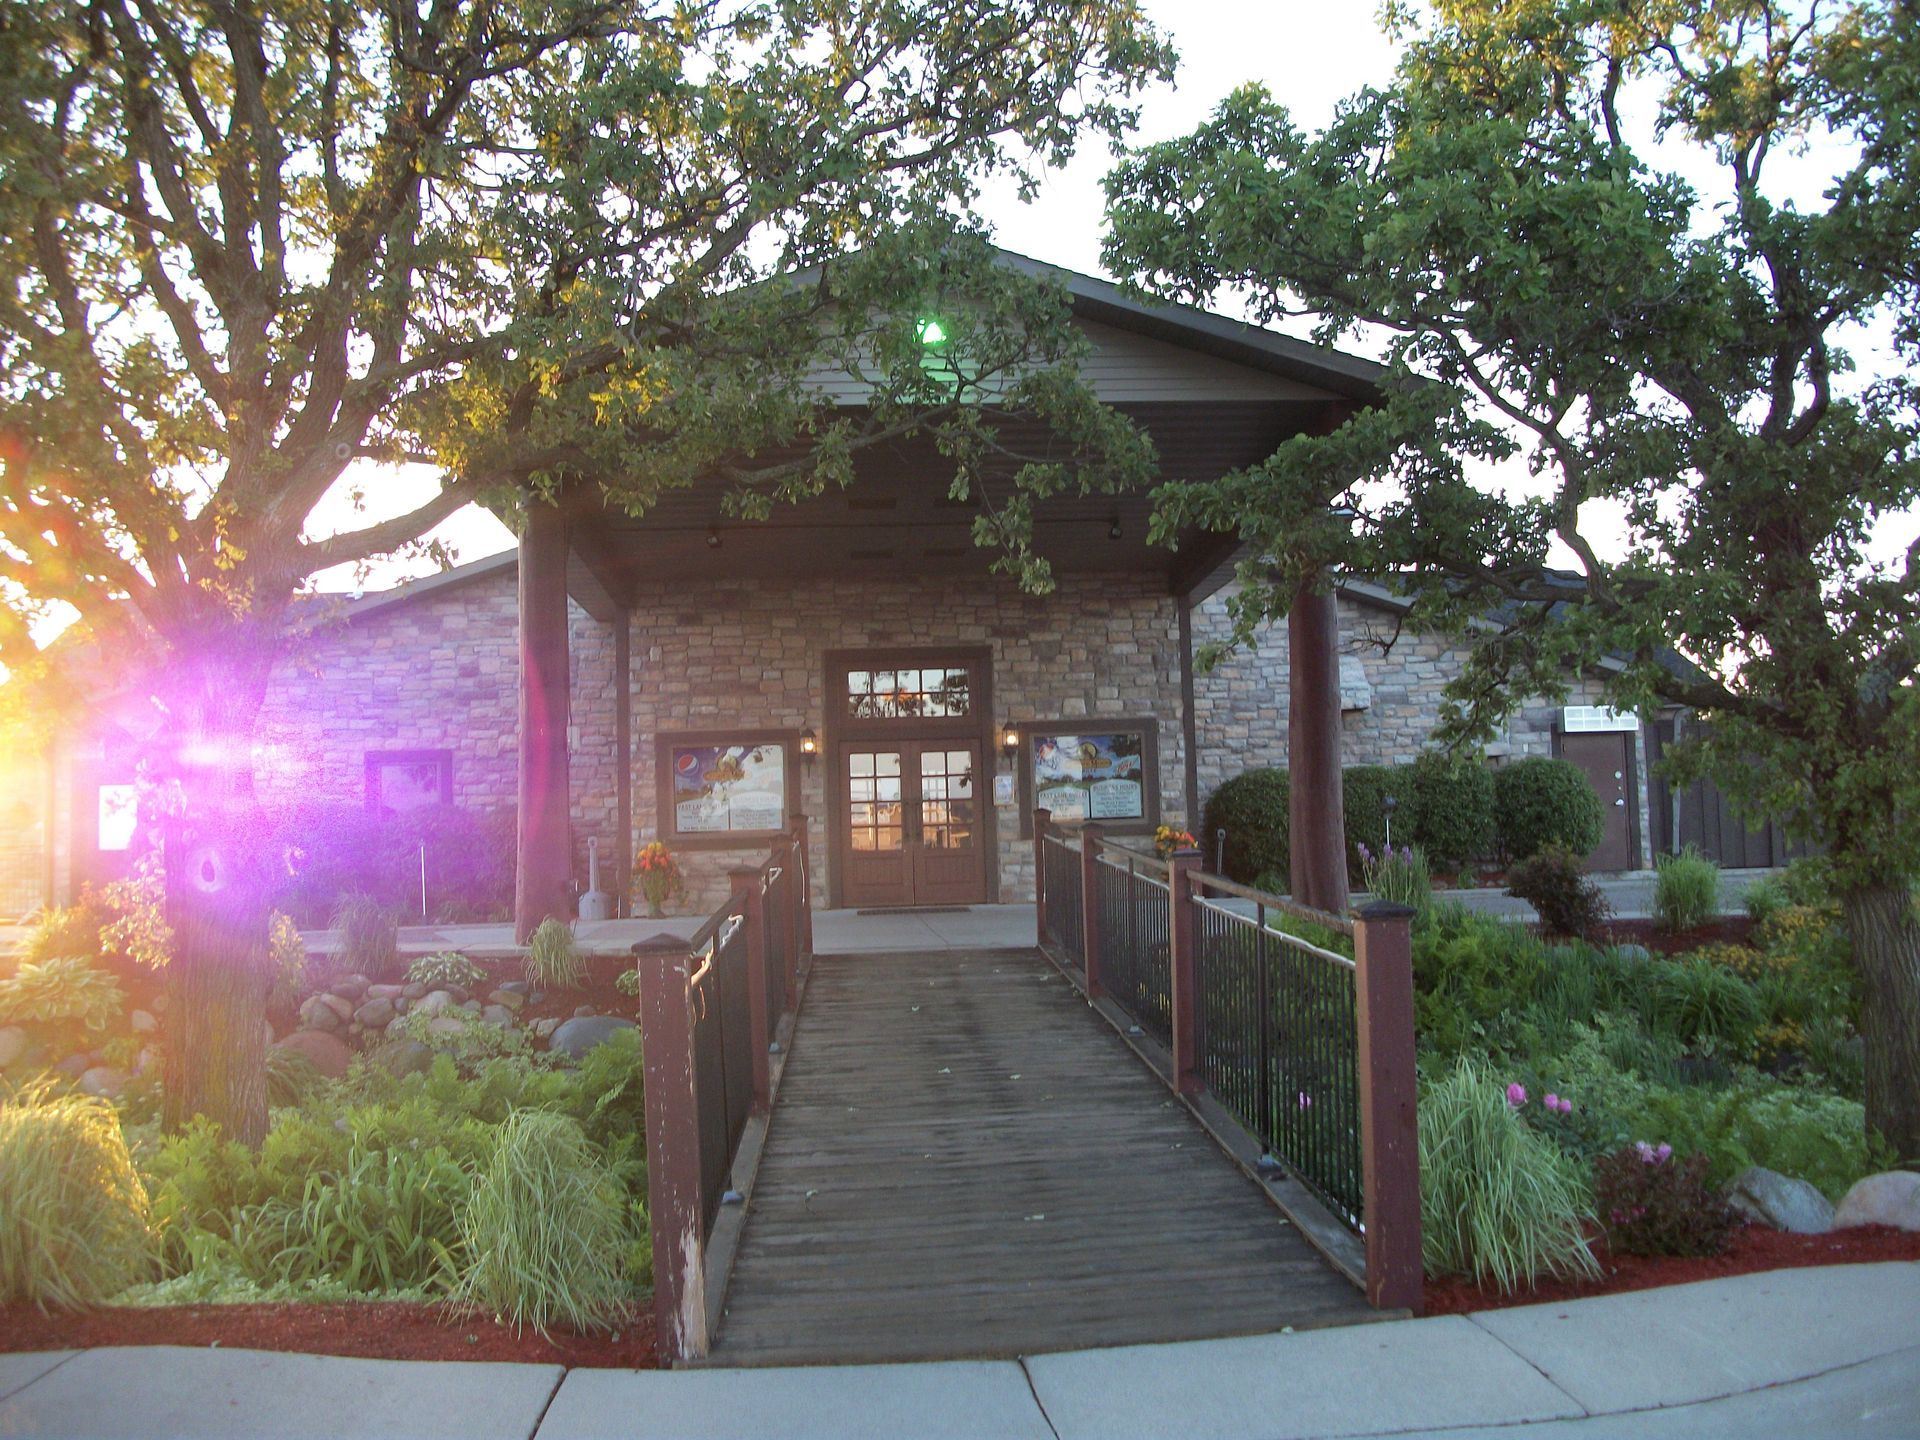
[707,948,1374,1366]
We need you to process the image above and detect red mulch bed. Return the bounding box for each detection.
[1602,915,1756,956]
[1424,1223,1920,1316]
[0,1300,659,1367]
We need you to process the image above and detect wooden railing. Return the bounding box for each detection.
[639,813,813,1363]
[1033,808,1421,1314]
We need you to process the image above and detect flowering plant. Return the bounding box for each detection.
[635,841,687,918]
[1356,841,1432,915]
[1591,1142,1737,1257]
[1153,825,1197,858]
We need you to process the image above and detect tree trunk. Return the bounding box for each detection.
[1841,882,1920,1165]
[153,653,280,1147]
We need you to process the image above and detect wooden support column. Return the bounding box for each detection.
[789,812,814,961]
[1354,901,1423,1314]
[1079,823,1104,1000]
[1167,846,1203,1095]
[730,868,772,1112]
[1179,599,1201,831]
[615,615,633,917]
[1032,808,1052,947]
[1288,574,1349,913]
[515,499,573,942]
[636,934,710,1361]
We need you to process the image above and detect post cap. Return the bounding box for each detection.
[631,933,692,954]
[1353,900,1419,922]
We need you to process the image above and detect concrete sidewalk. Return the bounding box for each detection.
[3,1264,1914,1439]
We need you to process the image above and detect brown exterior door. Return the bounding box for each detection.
[1559,731,1637,871]
[838,741,986,907]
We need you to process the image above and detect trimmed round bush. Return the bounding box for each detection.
[1201,768,1290,885]
[0,1085,152,1309]
[1492,758,1605,861]
[1342,765,1414,883]
[1407,752,1496,870]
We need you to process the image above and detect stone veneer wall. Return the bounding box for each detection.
[1191,587,1654,865]
[0,751,49,917]
[628,572,1190,913]
[253,573,624,908]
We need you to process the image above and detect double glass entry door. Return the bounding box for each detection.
[839,741,986,907]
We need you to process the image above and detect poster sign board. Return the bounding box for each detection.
[669,742,787,835]
[1031,731,1145,823]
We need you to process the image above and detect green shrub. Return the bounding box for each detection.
[1201,768,1290,885]
[0,954,127,1056]
[246,1142,469,1295]
[1645,959,1762,1050]
[1591,1143,1737,1257]
[1412,908,1549,1059]
[1342,764,1412,882]
[1654,846,1721,932]
[19,898,111,966]
[1418,1058,1601,1292]
[1493,758,1605,862]
[1629,1083,1882,1200]
[265,1046,325,1108]
[1358,842,1432,918]
[1742,875,1790,928]
[268,911,308,1007]
[1506,845,1612,939]
[453,1110,636,1336]
[329,893,399,980]
[406,952,489,991]
[525,919,585,991]
[0,1085,153,1308]
[1407,752,1496,869]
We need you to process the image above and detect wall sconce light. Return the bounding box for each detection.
[1001,725,1020,757]
[706,526,722,549]
[1108,516,1123,541]
[799,727,818,765]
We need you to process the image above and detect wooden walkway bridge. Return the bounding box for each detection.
[706,948,1373,1366]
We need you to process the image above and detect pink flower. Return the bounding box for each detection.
[1544,1092,1560,1111]
[1506,1083,1527,1107]
[1554,1096,1573,1114]
[1655,1142,1672,1162]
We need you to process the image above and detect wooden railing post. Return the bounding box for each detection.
[789,812,813,962]
[635,934,710,1361]
[1354,901,1422,1314]
[1032,807,1052,946]
[1079,822,1104,1000]
[730,867,772,1112]
[1168,846,1203,1095]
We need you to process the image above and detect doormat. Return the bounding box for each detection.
[853,906,971,916]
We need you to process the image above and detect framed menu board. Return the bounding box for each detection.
[1017,718,1159,837]
[656,729,799,847]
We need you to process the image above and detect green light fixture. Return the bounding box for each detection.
[916,316,948,347]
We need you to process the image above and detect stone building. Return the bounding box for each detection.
[9,255,1662,923]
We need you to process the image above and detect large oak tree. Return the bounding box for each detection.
[0,0,1170,1142]
[1104,0,1920,1158]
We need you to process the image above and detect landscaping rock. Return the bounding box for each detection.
[275,1029,353,1079]
[332,974,372,1001]
[458,999,482,1016]
[394,996,411,1015]
[135,1046,160,1075]
[1728,1166,1834,1233]
[487,988,525,1012]
[402,982,429,1000]
[354,997,396,1029]
[1835,1171,1920,1232]
[298,995,342,1032]
[531,1018,562,1041]
[365,983,406,1000]
[79,1065,127,1099]
[425,1016,468,1039]
[496,980,530,996]
[54,1053,90,1080]
[129,1009,158,1035]
[481,1004,515,1028]
[368,1038,435,1079]
[0,1025,28,1069]
[573,1004,597,1019]
[416,989,455,1017]
[548,1015,637,1061]
[1612,943,1654,964]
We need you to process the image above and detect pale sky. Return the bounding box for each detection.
[301,3,1916,594]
